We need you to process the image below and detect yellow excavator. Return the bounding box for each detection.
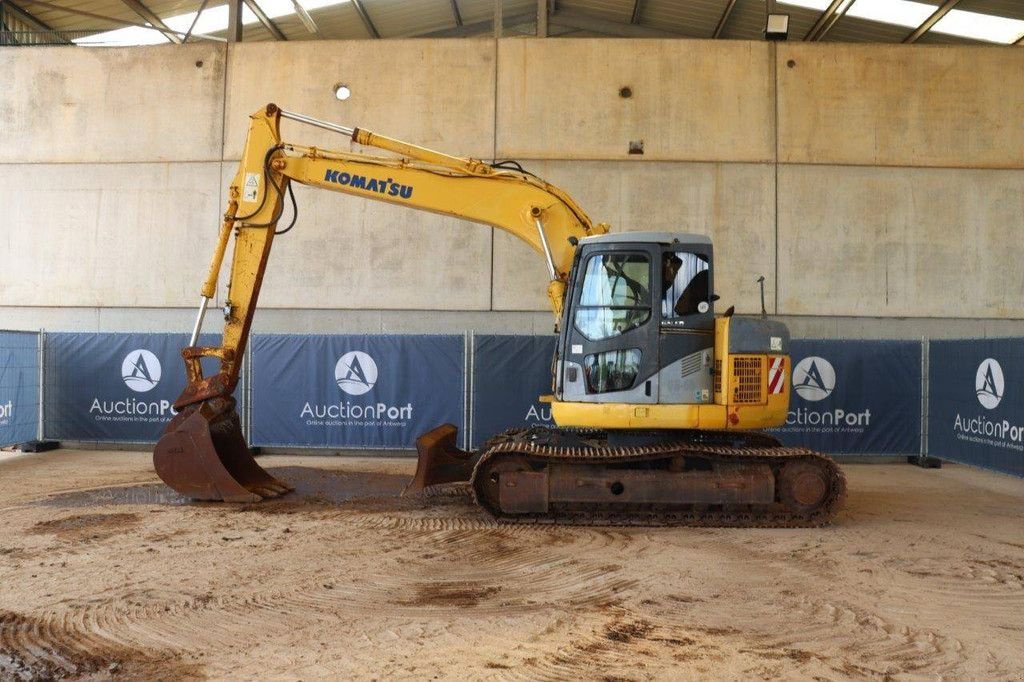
[154,104,846,526]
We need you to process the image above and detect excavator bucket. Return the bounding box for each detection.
[404,423,481,495]
[153,397,293,502]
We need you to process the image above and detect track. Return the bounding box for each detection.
[469,429,847,527]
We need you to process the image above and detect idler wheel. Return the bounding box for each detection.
[778,461,830,512]
[474,454,534,511]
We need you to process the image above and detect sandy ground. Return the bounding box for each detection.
[0,450,1022,681]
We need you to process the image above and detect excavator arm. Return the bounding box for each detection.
[154,103,606,501]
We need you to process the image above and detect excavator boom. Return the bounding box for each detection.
[154,104,605,502]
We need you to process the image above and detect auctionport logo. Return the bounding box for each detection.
[335,351,378,396]
[301,350,411,425]
[975,358,1004,410]
[121,350,161,393]
[792,356,835,402]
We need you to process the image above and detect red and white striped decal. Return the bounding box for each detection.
[768,357,785,395]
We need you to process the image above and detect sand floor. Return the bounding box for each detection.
[0,450,1022,680]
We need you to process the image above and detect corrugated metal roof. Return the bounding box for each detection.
[643,0,724,38]
[3,0,1022,44]
[958,0,1024,22]
[363,0,453,38]
[557,0,632,25]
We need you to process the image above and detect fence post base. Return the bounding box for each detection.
[907,455,942,469]
[19,440,60,453]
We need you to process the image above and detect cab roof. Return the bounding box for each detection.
[578,232,712,248]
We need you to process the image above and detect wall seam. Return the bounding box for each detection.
[772,43,780,315]
[490,37,499,312]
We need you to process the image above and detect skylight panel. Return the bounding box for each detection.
[845,0,934,29]
[778,0,834,11]
[74,1,350,46]
[783,0,1024,44]
[932,9,1024,44]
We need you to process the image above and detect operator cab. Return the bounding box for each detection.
[556,233,716,407]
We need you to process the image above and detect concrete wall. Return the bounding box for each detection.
[1,39,1022,337]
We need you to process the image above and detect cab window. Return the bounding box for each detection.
[574,253,651,341]
[662,251,709,318]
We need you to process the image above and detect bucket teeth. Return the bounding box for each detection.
[153,397,291,502]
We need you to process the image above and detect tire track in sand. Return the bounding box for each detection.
[11,517,640,674]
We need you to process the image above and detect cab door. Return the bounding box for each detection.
[557,243,660,404]
[657,246,715,406]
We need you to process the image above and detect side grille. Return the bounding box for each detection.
[680,353,702,377]
[714,359,722,395]
[732,357,765,404]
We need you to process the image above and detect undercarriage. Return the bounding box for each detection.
[410,425,847,527]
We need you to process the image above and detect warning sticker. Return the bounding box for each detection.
[244,172,260,202]
[768,357,785,395]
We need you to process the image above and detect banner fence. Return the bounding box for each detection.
[249,334,467,450]
[928,338,1024,477]
[42,333,222,444]
[768,340,923,455]
[0,331,40,447]
[6,329,1021,477]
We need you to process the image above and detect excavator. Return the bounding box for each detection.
[153,104,846,527]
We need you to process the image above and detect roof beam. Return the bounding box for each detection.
[804,0,853,41]
[4,0,70,42]
[903,0,962,44]
[17,0,225,41]
[119,0,181,43]
[351,0,379,38]
[18,0,160,30]
[226,0,241,41]
[242,0,286,40]
[551,8,682,38]
[290,0,322,36]
[5,0,54,31]
[629,0,642,24]
[449,0,462,26]
[712,0,738,38]
[182,0,211,42]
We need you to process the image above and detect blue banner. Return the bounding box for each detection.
[772,340,922,454]
[0,332,39,446]
[928,339,1024,477]
[43,333,221,443]
[250,334,465,449]
[472,335,557,448]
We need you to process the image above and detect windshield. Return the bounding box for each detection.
[574,253,651,341]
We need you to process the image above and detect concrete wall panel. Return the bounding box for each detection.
[0,44,225,164]
[253,178,493,310]
[496,39,774,162]
[777,44,1024,169]
[0,162,224,307]
[492,161,775,313]
[778,165,1024,318]
[223,40,496,160]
